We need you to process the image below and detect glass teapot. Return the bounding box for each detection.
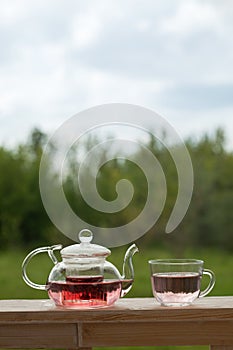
[22,229,138,308]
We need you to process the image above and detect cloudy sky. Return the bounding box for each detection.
[1,0,233,149]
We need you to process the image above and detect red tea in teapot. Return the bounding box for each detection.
[66,276,103,283]
[22,229,138,308]
[47,276,123,308]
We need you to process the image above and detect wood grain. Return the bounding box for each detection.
[0,297,233,323]
[0,323,77,348]
[81,321,233,347]
[211,347,233,350]
[0,297,232,348]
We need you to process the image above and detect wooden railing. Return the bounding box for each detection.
[0,297,233,349]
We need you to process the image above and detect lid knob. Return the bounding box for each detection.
[78,229,93,243]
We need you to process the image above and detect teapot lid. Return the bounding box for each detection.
[60,229,111,258]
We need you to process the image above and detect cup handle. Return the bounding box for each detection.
[199,268,216,297]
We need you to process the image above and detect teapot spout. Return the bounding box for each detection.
[121,244,139,297]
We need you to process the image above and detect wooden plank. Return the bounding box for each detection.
[0,297,233,323]
[211,347,233,350]
[0,298,233,348]
[67,348,92,350]
[81,321,233,347]
[0,323,77,349]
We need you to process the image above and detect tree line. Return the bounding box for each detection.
[0,127,232,251]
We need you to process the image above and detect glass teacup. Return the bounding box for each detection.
[148,259,215,306]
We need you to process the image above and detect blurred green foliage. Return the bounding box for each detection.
[0,127,232,252]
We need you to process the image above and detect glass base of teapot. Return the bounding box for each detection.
[47,277,132,308]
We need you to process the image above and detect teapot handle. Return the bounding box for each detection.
[22,245,62,290]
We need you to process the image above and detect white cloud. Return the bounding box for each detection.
[71,12,103,49]
[159,1,218,36]
[0,1,27,24]
[0,0,233,149]
[136,19,152,33]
